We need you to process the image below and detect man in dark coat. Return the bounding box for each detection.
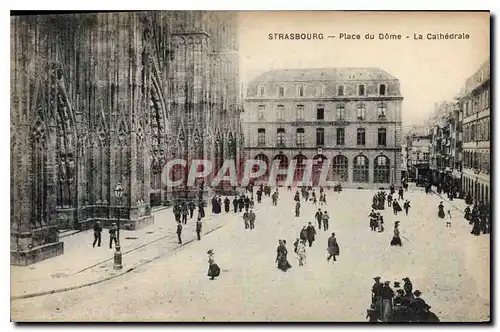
[295,201,301,217]
[398,188,404,200]
[188,201,196,219]
[306,222,316,247]
[372,277,383,305]
[93,221,102,247]
[196,217,202,241]
[232,197,238,213]
[326,232,339,262]
[248,209,256,230]
[315,209,323,230]
[224,197,230,213]
[176,221,183,244]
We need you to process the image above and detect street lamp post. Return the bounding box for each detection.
[114,183,124,270]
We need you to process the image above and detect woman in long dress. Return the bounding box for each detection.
[390,221,403,246]
[207,250,220,280]
[276,239,292,271]
[437,202,445,219]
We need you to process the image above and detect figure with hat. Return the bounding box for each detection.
[176,220,183,244]
[295,200,301,217]
[371,277,384,306]
[410,290,435,321]
[248,209,256,230]
[276,239,292,272]
[392,200,402,216]
[403,200,411,216]
[377,213,384,233]
[366,303,379,322]
[438,201,445,219]
[109,222,118,249]
[326,232,340,263]
[196,217,202,241]
[402,277,413,297]
[306,222,317,247]
[391,289,412,322]
[315,209,323,230]
[390,221,402,246]
[92,221,102,248]
[224,197,230,213]
[207,249,220,280]
[322,211,330,231]
[381,281,395,322]
[369,210,378,232]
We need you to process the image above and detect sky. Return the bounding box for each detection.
[237,11,490,127]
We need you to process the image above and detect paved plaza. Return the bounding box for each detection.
[11,186,490,322]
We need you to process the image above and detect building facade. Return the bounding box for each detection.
[404,127,431,182]
[243,68,403,188]
[428,101,462,189]
[459,60,490,204]
[10,12,242,265]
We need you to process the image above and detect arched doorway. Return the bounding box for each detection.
[273,154,289,183]
[330,155,348,183]
[353,155,369,183]
[253,153,269,183]
[293,154,308,183]
[312,154,327,186]
[373,155,391,183]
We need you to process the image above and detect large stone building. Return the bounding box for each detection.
[459,59,490,204]
[10,12,242,265]
[242,68,403,188]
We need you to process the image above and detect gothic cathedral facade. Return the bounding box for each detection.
[11,12,243,265]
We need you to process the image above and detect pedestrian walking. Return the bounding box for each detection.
[182,205,188,224]
[306,222,317,247]
[109,223,118,249]
[315,209,323,230]
[176,221,183,244]
[93,221,102,247]
[446,209,452,227]
[323,211,330,231]
[276,239,292,272]
[438,201,445,220]
[295,201,301,217]
[188,201,196,219]
[398,188,404,200]
[403,200,411,216]
[248,209,256,230]
[232,197,238,213]
[207,249,220,280]
[224,197,230,213]
[243,210,250,229]
[196,217,202,240]
[390,221,402,246]
[296,239,307,266]
[326,232,339,263]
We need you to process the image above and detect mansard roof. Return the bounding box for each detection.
[250,67,398,83]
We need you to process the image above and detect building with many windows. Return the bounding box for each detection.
[429,101,462,189]
[459,59,490,204]
[404,125,432,182]
[242,68,403,188]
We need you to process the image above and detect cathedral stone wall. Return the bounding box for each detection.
[10,11,243,265]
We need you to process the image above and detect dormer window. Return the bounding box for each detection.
[358,84,365,96]
[258,85,265,97]
[278,86,285,97]
[337,85,344,96]
[298,85,305,97]
[379,84,386,96]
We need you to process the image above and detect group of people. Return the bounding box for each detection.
[464,202,490,235]
[368,277,439,322]
[172,200,199,224]
[368,210,385,232]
